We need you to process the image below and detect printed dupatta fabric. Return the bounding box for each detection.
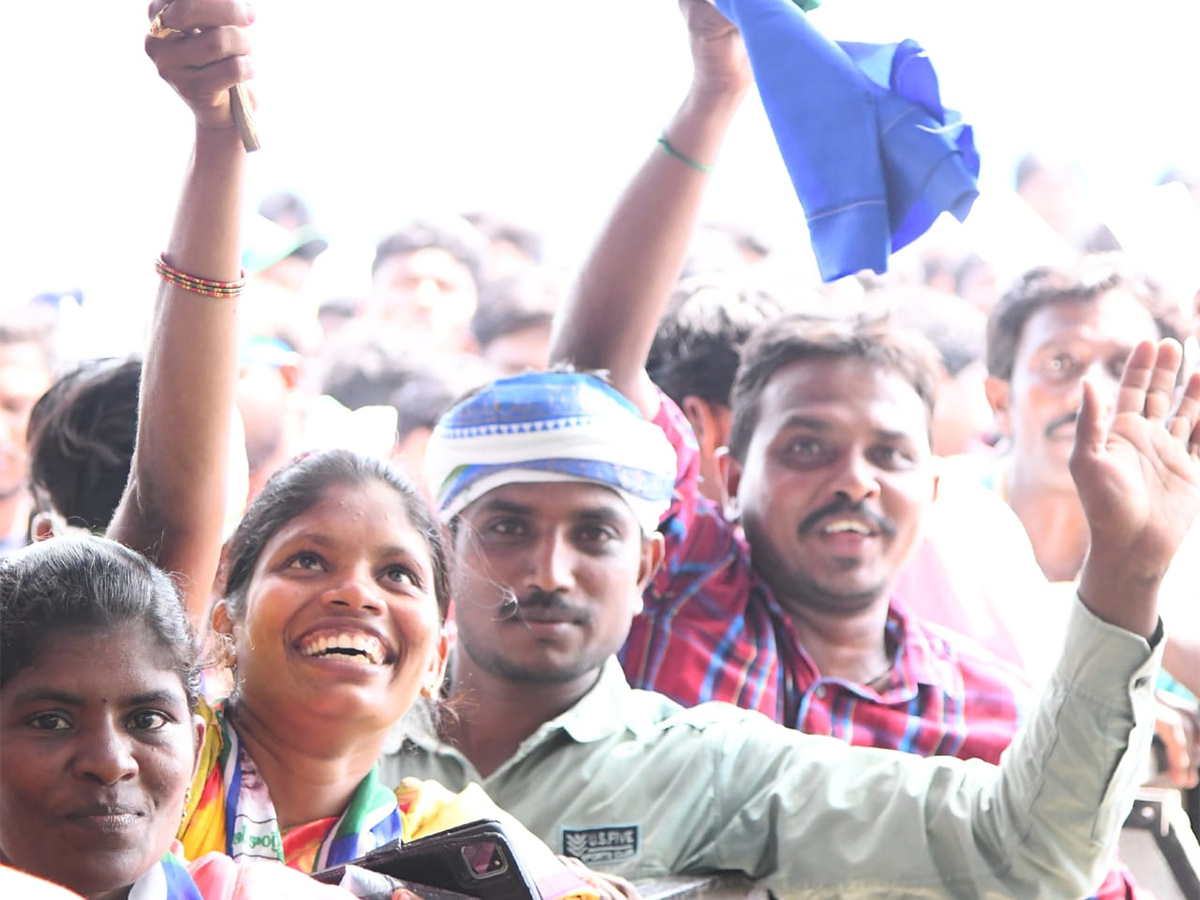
[178,700,599,900]
[179,699,404,873]
[127,854,205,900]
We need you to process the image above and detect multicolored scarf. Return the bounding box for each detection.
[127,853,205,900]
[180,700,403,873]
[180,701,599,900]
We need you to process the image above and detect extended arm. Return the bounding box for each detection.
[549,0,751,417]
[107,0,255,626]
[699,600,1162,899]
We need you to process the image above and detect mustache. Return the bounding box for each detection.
[1044,409,1079,439]
[492,588,589,622]
[798,498,897,537]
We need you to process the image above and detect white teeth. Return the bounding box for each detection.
[299,632,387,664]
[822,520,871,535]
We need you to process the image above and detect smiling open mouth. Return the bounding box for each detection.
[299,632,387,665]
[820,519,875,536]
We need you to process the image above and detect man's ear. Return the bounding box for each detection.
[983,376,1013,437]
[716,447,743,521]
[681,396,714,450]
[637,533,665,589]
[631,533,665,617]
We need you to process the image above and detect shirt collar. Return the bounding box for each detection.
[402,656,632,755]
[556,657,636,743]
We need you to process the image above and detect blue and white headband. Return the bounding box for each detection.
[425,372,676,535]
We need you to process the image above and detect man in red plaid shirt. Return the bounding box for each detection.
[621,317,1034,765]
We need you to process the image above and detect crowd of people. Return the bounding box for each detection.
[3,2,1200,899]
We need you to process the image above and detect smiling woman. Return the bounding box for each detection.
[96,1,600,896]
[177,453,456,871]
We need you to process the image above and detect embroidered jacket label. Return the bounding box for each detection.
[561,825,640,864]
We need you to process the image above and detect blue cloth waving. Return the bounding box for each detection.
[712,0,980,281]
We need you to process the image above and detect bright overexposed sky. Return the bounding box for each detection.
[4,1,1198,354]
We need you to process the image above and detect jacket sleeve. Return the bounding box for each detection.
[705,598,1161,899]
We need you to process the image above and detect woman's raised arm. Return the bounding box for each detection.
[107,0,256,626]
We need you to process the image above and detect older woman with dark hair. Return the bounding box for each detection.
[0,537,361,899]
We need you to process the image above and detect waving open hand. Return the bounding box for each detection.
[1073,338,1200,636]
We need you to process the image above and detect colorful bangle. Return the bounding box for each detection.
[657,134,715,174]
[155,254,246,298]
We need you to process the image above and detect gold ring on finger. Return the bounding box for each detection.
[148,6,182,38]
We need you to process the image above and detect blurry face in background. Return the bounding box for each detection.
[0,341,52,499]
[371,249,478,353]
[931,360,995,457]
[986,291,1161,492]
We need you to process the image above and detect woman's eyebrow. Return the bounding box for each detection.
[7,688,84,707]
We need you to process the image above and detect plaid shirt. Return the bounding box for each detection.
[619,394,1139,899]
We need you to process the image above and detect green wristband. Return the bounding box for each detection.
[657,135,715,174]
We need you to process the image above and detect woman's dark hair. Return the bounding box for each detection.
[27,357,142,533]
[0,537,201,708]
[221,449,451,622]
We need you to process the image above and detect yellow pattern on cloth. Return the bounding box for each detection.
[179,701,598,900]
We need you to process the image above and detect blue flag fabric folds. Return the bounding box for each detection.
[712,0,980,281]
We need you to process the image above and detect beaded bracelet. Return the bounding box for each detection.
[657,134,715,174]
[155,254,246,298]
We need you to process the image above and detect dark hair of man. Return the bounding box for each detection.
[985,253,1183,381]
[220,449,451,622]
[727,313,942,463]
[470,268,562,350]
[0,536,201,707]
[27,357,141,533]
[463,211,544,264]
[371,217,487,291]
[314,319,421,410]
[648,276,785,408]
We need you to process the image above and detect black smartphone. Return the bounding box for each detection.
[313,818,541,900]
